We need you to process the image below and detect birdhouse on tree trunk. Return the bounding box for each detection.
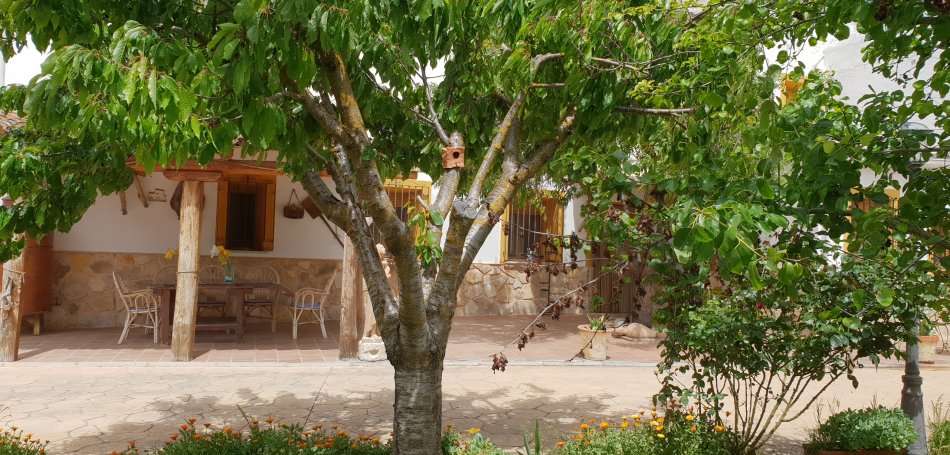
[442,146,465,169]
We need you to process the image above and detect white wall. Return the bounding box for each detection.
[56,174,345,260]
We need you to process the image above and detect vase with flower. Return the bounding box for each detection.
[211,245,234,283]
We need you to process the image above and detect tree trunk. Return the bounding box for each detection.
[393,364,444,455]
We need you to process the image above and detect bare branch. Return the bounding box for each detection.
[614,106,696,116]
[421,64,451,145]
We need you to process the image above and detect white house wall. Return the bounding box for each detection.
[56,174,344,260]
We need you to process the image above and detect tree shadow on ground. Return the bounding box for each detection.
[58,380,654,453]
[57,379,811,453]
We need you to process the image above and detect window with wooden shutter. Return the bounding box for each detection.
[370,179,432,244]
[215,175,276,251]
[501,195,564,263]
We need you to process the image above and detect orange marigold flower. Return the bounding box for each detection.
[188,418,197,425]
[129,441,136,448]
[192,434,201,440]
[180,424,189,431]
[298,442,307,448]
[266,418,274,424]
[557,441,565,447]
[170,435,178,441]
[690,425,698,432]
[579,424,589,431]
[599,421,609,430]
[312,425,323,430]
[715,425,726,432]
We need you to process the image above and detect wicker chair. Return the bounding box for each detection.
[239,265,281,332]
[198,265,230,316]
[289,268,338,339]
[113,272,161,344]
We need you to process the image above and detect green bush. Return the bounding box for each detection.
[0,427,47,455]
[808,407,917,452]
[113,419,390,454]
[549,410,732,455]
[441,428,505,455]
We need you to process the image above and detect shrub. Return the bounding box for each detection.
[549,409,732,455]
[0,427,46,455]
[441,428,505,455]
[808,407,917,452]
[931,399,950,455]
[112,418,390,454]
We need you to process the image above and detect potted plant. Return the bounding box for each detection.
[804,407,917,454]
[577,297,614,360]
[918,321,939,365]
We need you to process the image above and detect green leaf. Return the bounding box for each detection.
[748,263,764,290]
[822,140,835,154]
[429,210,444,227]
[756,179,775,200]
[876,288,894,307]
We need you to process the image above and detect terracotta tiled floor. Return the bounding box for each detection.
[16,314,664,363]
[18,314,949,365]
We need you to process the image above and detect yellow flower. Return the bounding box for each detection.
[580,424,589,431]
[690,425,698,432]
[164,249,176,260]
[715,425,726,433]
[656,433,665,439]
[468,427,480,436]
[599,421,609,431]
[621,422,629,429]
[685,415,695,421]
[655,425,664,432]
[657,417,664,424]
[556,441,565,447]
[632,415,641,421]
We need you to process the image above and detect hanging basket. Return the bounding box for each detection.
[283,189,305,219]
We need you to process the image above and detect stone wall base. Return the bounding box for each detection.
[46,252,591,329]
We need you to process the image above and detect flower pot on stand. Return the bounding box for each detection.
[578,324,614,360]
[919,334,939,364]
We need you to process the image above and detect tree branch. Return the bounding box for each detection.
[421,64,450,145]
[614,106,696,116]
[467,53,564,200]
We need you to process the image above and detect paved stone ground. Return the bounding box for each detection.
[1,362,948,454]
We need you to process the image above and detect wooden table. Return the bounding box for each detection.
[149,282,291,345]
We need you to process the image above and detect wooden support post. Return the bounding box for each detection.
[339,234,362,359]
[0,195,25,361]
[132,175,149,208]
[0,251,26,362]
[171,181,203,361]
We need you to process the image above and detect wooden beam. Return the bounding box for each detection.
[129,159,284,177]
[339,235,362,359]
[0,197,25,362]
[119,191,128,215]
[132,175,149,208]
[163,170,222,182]
[171,181,203,361]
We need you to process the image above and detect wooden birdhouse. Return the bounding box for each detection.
[442,146,465,169]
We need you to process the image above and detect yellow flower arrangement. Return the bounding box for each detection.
[211,245,231,266]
